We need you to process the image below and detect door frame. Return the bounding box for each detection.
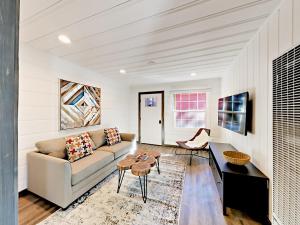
[0,0,19,223]
[138,91,165,145]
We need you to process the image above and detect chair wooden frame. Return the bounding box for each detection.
[175,128,211,165]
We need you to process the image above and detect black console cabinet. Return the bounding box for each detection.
[208,142,269,224]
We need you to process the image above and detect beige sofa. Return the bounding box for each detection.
[27,129,136,208]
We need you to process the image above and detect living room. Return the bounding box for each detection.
[1,0,299,225]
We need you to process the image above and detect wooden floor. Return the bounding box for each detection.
[19,144,262,225]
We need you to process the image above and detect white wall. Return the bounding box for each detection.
[18,44,130,191]
[129,78,222,145]
[221,0,300,220]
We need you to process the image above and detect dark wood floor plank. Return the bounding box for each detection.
[19,144,262,225]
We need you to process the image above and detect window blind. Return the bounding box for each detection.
[273,44,300,225]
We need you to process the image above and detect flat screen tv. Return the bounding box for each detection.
[218,92,249,135]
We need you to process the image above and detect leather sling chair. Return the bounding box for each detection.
[175,128,211,165]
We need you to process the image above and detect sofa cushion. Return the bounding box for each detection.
[104,127,121,146]
[48,150,66,159]
[36,138,66,154]
[99,141,132,159]
[71,150,114,186]
[89,129,106,149]
[120,133,136,142]
[65,133,94,163]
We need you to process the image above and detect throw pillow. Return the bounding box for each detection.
[65,132,94,162]
[104,127,121,146]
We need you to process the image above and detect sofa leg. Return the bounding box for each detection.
[61,204,71,210]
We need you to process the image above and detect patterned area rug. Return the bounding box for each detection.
[38,154,186,225]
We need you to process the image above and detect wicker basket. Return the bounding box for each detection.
[223,151,250,166]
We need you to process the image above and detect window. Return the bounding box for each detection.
[174,92,207,128]
[145,97,157,107]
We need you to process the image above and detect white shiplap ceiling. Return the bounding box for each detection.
[20,0,281,85]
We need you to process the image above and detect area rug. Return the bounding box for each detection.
[38,154,186,225]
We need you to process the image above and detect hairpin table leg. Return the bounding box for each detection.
[139,175,148,203]
[117,170,126,193]
[156,158,160,174]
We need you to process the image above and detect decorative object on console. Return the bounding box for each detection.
[65,132,94,162]
[60,79,101,130]
[104,127,121,145]
[223,150,250,166]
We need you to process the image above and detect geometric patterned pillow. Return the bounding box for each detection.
[65,132,94,162]
[104,127,121,146]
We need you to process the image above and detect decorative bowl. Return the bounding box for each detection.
[223,151,250,166]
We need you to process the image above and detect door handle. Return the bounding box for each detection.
[159,120,162,124]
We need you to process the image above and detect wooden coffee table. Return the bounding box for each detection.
[136,149,161,174]
[116,150,161,203]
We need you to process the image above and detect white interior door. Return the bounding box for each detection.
[140,93,163,145]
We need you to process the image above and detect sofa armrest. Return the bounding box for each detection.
[27,151,72,208]
[120,133,136,142]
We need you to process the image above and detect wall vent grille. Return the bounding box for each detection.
[273,44,300,225]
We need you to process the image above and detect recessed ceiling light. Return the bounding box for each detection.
[58,34,71,44]
[190,72,197,77]
[120,69,127,74]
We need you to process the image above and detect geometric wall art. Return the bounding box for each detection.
[60,79,101,130]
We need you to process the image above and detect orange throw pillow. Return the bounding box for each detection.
[65,132,94,162]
